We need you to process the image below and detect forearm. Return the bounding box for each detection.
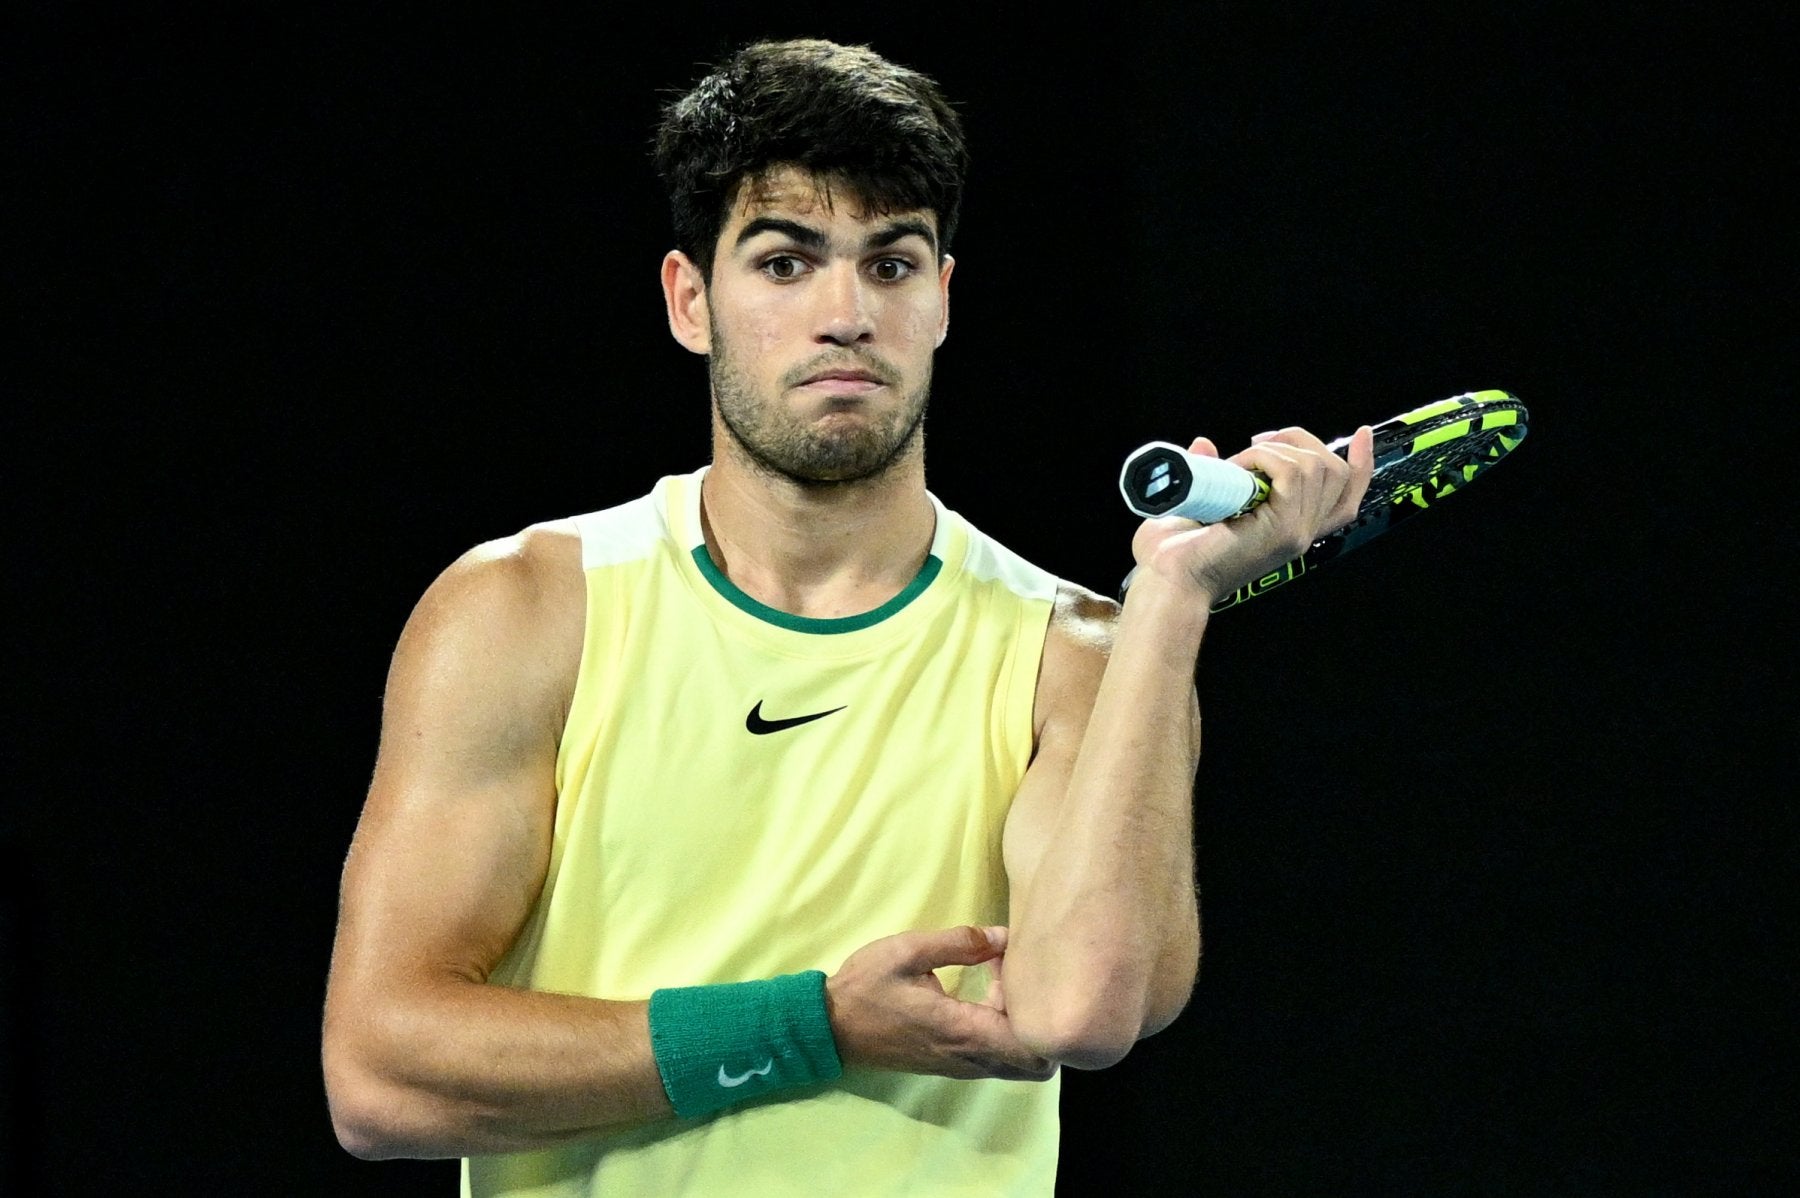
[1007,572,1206,1064]
[324,978,670,1159]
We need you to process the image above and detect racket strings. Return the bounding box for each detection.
[1372,425,1520,506]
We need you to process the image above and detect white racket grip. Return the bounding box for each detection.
[1119,441,1269,523]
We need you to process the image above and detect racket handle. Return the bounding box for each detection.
[1119,441,1271,523]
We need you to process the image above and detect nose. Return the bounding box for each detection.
[813,264,875,346]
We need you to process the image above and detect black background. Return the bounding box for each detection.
[7,2,1793,1194]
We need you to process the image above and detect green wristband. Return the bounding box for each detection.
[647,970,844,1119]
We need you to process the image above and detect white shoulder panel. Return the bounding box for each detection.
[946,501,1062,602]
[567,482,675,571]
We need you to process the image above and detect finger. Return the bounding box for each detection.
[1241,426,1349,507]
[1255,425,1333,454]
[890,924,1003,974]
[1229,440,1302,474]
[1321,425,1375,533]
[1232,441,1313,510]
[953,1003,1055,1077]
[1186,436,1219,458]
[980,1058,1059,1083]
[1346,424,1374,498]
[979,950,1007,1011]
[1231,440,1342,558]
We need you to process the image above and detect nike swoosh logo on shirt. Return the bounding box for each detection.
[745,701,847,735]
[718,1059,775,1088]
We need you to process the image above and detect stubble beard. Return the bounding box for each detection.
[709,330,931,488]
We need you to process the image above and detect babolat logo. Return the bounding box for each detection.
[1211,558,1306,612]
[1245,558,1306,595]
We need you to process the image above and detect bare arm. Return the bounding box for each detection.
[998,581,1204,1071]
[1001,426,1374,1070]
[322,527,673,1159]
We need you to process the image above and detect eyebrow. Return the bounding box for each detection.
[733,216,939,255]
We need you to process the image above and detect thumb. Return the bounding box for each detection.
[892,924,1005,973]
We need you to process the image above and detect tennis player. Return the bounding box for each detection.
[321,37,1372,1195]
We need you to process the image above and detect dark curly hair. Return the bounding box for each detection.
[652,39,969,279]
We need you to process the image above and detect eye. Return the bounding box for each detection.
[870,257,916,283]
[759,254,809,281]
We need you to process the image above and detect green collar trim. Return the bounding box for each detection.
[690,545,943,634]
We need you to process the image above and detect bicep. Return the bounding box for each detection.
[1000,726,1078,909]
[1000,585,1202,903]
[333,757,554,996]
[1000,589,1113,903]
[328,549,571,1007]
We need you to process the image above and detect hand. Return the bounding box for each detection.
[1130,425,1375,604]
[825,925,1056,1082]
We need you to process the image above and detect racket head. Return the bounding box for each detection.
[1207,388,1529,610]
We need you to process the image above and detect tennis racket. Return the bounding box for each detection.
[1118,388,1529,611]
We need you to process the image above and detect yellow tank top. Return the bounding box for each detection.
[463,468,1064,1197]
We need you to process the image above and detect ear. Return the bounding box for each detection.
[661,250,711,354]
[935,254,955,347]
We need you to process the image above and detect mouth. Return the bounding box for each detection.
[801,367,885,384]
[796,368,888,395]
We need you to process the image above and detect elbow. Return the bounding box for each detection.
[323,1027,451,1160]
[326,1066,464,1161]
[1139,943,1201,1039]
[1005,915,1202,1070]
[1009,956,1199,1071]
[1011,1002,1142,1072]
[332,1110,398,1162]
[324,1049,416,1160]
[326,1073,476,1161]
[326,1071,403,1160]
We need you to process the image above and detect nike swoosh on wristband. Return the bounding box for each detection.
[745,700,847,735]
[718,1060,775,1088]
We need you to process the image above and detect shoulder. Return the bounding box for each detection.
[389,519,587,714]
[416,519,584,632]
[1047,580,1121,658]
[402,470,686,677]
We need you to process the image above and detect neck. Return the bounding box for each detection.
[699,435,935,621]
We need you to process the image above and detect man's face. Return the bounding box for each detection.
[698,168,953,485]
